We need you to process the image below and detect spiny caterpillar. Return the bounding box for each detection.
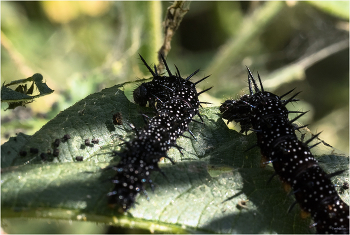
[108,54,211,211]
[220,69,349,234]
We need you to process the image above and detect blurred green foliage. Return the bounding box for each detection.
[1,1,349,234]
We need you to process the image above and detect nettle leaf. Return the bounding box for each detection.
[1,73,54,110]
[1,81,348,233]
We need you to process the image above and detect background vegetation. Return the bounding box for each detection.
[1,1,349,233]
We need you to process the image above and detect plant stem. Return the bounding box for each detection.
[206,1,284,78]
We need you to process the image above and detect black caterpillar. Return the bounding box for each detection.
[108,55,211,211]
[220,69,349,234]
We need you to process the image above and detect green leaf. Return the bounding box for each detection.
[1,80,348,233]
[1,73,54,110]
